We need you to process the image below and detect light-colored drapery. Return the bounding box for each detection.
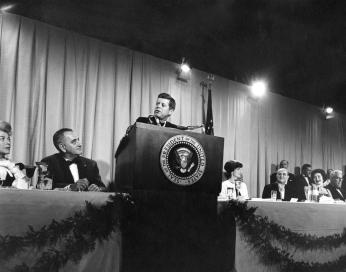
[1,13,346,196]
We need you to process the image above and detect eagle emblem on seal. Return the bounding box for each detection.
[173,147,196,173]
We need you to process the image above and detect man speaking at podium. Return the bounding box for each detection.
[136,93,178,128]
[115,93,179,158]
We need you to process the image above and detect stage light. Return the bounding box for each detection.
[177,57,191,82]
[0,4,15,12]
[325,107,333,114]
[181,63,190,73]
[250,80,267,98]
[322,105,334,120]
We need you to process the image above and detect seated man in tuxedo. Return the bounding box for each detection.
[136,92,178,128]
[263,168,298,201]
[326,170,345,201]
[41,128,106,191]
[270,160,295,184]
[294,163,312,199]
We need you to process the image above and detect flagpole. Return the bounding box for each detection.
[205,74,215,135]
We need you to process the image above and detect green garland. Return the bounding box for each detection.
[0,193,134,272]
[222,200,346,272]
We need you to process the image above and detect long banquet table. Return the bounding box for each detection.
[218,199,346,272]
[0,189,122,272]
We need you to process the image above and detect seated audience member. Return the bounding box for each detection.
[263,168,297,201]
[323,168,334,187]
[270,160,295,184]
[41,128,106,191]
[310,169,332,198]
[295,163,312,200]
[219,160,249,199]
[0,121,29,188]
[325,170,345,201]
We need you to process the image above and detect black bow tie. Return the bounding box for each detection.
[66,157,79,166]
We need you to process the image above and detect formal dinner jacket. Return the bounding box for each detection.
[136,116,178,128]
[295,174,312,187]
[1,173,14,187]
[262,181,297,201]
[41,153,105,189]
[325,184,346,201]
[115,116,179,158]
[294,174,312,200]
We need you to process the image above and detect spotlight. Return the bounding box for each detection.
[322,105,334,120]
[250,80,267,98]
[325,107,333,114]
[181,63,190,73]
[177,57,191,82]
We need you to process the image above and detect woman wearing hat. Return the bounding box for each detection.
[219,160,249,199]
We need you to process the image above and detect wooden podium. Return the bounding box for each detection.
[115,122,224,194]
[116,122,226,272]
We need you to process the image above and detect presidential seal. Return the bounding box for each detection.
[160,135,206,186]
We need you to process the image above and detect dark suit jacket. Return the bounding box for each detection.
[262,181,298,201]
[294,174,312,200]
[136,116,178,128]
[115,116,179,158]
[325,184,345,201]
[41,153,105,189]
[1,173,14,187]
[270,172,295,184]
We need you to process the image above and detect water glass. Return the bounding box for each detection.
[226,187,234,199]
[271,190,277,201]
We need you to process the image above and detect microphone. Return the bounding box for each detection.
[148,115,156,124]
[186,125,204,130]
[176,125,205,131]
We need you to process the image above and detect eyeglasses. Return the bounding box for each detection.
[0,136,11,143]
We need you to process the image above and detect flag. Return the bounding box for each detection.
[205,87,214,135]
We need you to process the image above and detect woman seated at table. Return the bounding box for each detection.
[219,160,249,200]
[262,168,298,201]
[311,169,332,198]
[0,121,28,188]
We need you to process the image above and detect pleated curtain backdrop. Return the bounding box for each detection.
[1,13,346,197]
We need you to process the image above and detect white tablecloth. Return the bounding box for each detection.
[0,189,121,272]
[219,199,346,272]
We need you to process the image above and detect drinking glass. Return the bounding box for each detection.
[227,187,234,199]
[271,190,277,201]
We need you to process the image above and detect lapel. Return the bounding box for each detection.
[336,188,345,200]
[58,154,75,183]
[76,157,87,179]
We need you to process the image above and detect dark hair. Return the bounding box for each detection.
[311,169,326,183]
[224,160,243,179]
[279,160,288,167]
[302,164,312,171]
[53,128,73,152]
[0,121,12,136]
[158,93,176,110]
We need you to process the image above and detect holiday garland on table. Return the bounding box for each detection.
[221,200,346,272]
[0,193,134,272]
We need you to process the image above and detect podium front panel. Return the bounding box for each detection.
[115,123,224,194]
